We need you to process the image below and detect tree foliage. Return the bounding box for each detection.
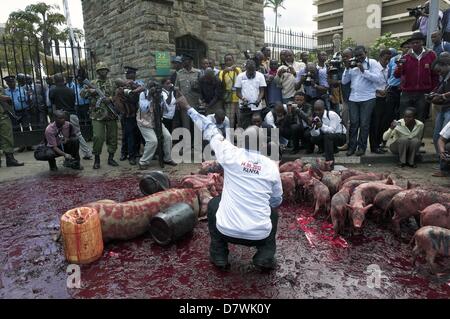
[369,33,403,58]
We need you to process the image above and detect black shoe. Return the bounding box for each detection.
[210,256,230,271]
[317,148,324,154]
[305,148,314,154]
[71,161,84,170]
[120,154,128,161]
[93,155,100,170]
[371,148,385,155]
[355,149,365,157]
[26,146,34,151]
[108,154,119,167]
[17,146,26,153]
[346,150,355,156]
[139,163,149,171]
[164,160,178,167]
[50,166,58,172]
[398,163,407,168]
[5,153,24,167]
[83,156,92,160]
[129,158,137,166]
[290,148,300,155]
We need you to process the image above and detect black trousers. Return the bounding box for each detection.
[239,107,270,129]
[310,133,346,162]
[121,117,140,159]
[207,196,278,268]
[280,123,303,150]
[163,118,174,134]
[12,109,31,131]
[48,140,80,168]
[369,96,389,151]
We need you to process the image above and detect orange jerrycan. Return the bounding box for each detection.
[61,207,104,264]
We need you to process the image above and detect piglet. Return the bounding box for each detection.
[338,173,386,190]
[373,189,403,220]
[389,189,450,235]
[280,172,297,203]
[420,204,450,229]
[305,178,331,217]
[411,226,450,273]
[279,159,304,173]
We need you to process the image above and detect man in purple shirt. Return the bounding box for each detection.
[44,110,82,171]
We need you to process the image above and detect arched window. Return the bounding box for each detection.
[175,35,207,68]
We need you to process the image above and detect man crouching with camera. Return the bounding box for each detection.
[176,92,282,272]
[310,100,346,169]
[39,110,82,171]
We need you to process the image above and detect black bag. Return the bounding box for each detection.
[34,144,56,161]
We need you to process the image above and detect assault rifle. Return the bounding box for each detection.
[83,79,120,119]
[0,99,22,122]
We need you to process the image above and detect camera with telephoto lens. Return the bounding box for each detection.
[147,80,163,96]
[349,57,358,68]
[312,116,321,125]
[407,6,426,18]
[304,72,314,86]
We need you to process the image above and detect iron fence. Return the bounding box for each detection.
[0,37,95,145]
[264,26,334,60]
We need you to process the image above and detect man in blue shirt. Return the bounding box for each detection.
[432,31,450,56]
[342,45,384,156]
[3,75,31,130]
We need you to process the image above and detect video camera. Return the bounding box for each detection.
[304,71,314,86]
[328,52,343,82]
[407,5,426,18]
[349,57,359,68]
[147,80,163,97]
[243,50,259,66]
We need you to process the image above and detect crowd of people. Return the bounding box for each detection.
[1,30,450,176]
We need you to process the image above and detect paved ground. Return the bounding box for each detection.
[1,140,449,299]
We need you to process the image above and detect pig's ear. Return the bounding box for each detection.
[417,210,423,214]
[363,204,374,212]
[346,204,354,210]
[386,176,394,185]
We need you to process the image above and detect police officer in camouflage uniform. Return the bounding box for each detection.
[80,62,119,169]
[0,86,24,167]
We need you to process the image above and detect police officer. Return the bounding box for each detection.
[80,62,119,169]
[0,86,24,167]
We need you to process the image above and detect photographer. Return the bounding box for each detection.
[137,81,177,170]
[433,120,450,177]
[383,108,424,168]
[428,56,450,166]
[42,110,82,171]
[162,78,177,134]
[310,100,346,166]
[394,32,438,122]
[327,51,345,113]
[275,63,297,104]
[292,92,314,153]
[342,45,384,156]
[199,68,223,115]
[369,49,392,154]
[264,102,303,154]
[219,54,241,129]
[411,2,442,36]
[234,59,267,129]
[296,62,329,106]
[113,79,143,166]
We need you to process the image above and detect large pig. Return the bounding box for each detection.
[347,181,401,229]
[302,158,334,173]
[279,159,304,173]
[320,171,343,196]
[411,226,450,273]
[305,178,331,217]
[340,169,364,182]
[373,189,403,220]
[338,173,386,190]
[294,169,321,201]
[389,189,450,235]
[420,204,450,229]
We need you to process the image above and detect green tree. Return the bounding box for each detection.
[369,33,402,59]
[341,37,358,50]
[5,3,67,55]
[265,0,286,48]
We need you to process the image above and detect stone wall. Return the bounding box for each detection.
[81,0,265,80]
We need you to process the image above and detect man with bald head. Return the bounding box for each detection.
[177,93,282,272]
[310,100,346,166]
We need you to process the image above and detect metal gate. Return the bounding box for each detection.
[0,37,95,146]
[175,35,207,68]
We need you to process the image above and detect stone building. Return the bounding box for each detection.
[81,0,265,79]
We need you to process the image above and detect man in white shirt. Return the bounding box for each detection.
[207,109,230,137]
[342,45,384,156]
[433,120,450,177]
[235,60,267,129]
[310,100,346,166]
[177,93,283,272]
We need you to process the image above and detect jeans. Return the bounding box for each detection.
[348,99,376,152]
[433,109,450,154]
[440,142,450,172]
[386,86,401,122]
[280,123,303,150]
[69,114,92,158]
[207,196,278,268]
[399,92,427,122]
